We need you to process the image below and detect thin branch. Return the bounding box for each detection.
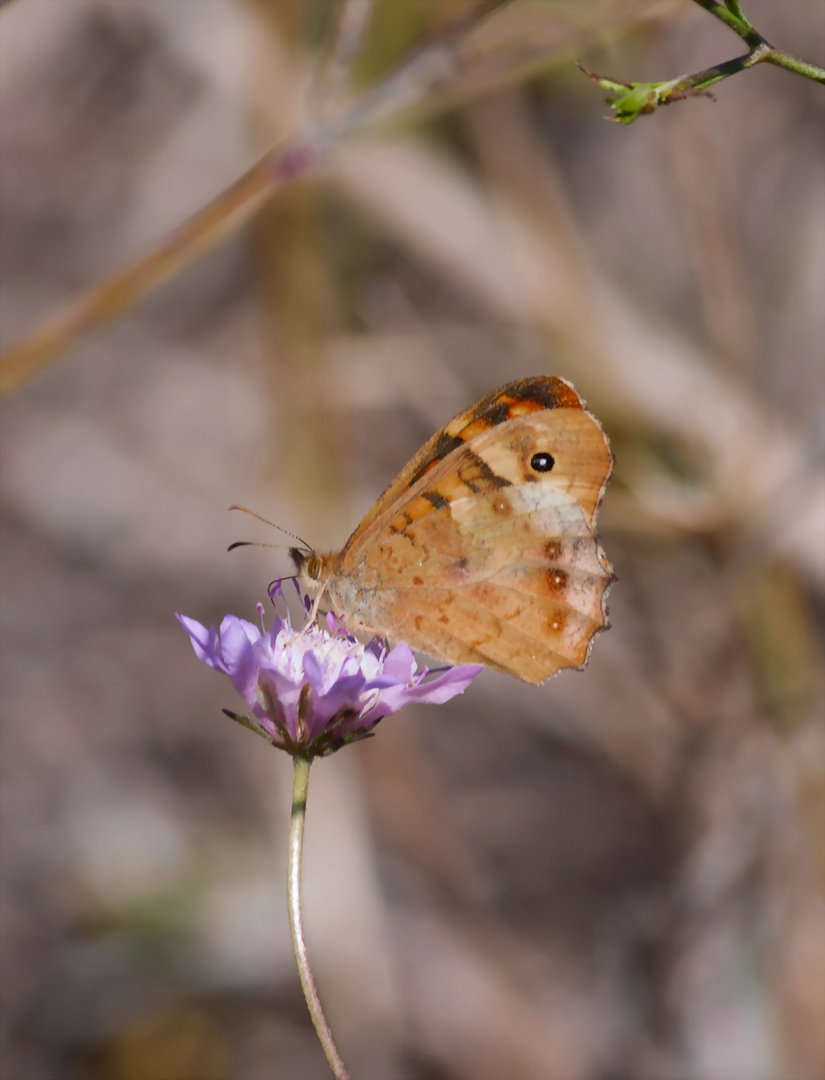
[582,0,824,122]
[692,0,825,83]
[689,0,765,51]
[309,0,376,124]
[762,50,825,85]
[0,139,324,396]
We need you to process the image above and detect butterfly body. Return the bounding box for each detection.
[292,376,614,684]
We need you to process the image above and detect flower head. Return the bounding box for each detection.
[177,596,481,758]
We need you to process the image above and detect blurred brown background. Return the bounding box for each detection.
[1,2,823,1078]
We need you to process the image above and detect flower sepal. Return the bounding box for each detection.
[223,703,380,759]
[221,708,274,743]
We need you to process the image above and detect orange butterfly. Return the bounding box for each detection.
[292,376,614,683]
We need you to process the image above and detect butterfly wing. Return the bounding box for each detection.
[325,378,613,684]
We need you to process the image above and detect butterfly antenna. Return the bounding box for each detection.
[228,504,313,553]
[227,540,294,553]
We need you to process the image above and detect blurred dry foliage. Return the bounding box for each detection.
[1,1,823,1079]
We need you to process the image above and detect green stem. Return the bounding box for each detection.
[673,41,825,99]
[763,50,825,85]
[676,48,765,92]
[673,41,768,91]
[287,755,350,1080]
[690,0,825,83]
[690,0,764,49]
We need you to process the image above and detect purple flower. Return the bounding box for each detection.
[177,602,481,758]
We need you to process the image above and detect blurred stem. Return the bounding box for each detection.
[310,0,376,121]
[247,0,348,529]
[288,755,350,1080]
[0,139,324,397]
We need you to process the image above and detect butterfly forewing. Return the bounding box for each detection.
[342,376,587,549]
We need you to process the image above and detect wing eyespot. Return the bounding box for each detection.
[546,568,569,595]
[530,452,555,473]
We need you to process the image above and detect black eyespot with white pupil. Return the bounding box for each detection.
[530,452,555,473]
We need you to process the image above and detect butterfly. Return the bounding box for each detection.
[291,376,614,684]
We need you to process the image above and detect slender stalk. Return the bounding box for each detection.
[310,0,376,123]
[690,0,764,49]
[0,139,323,397]
[671,44,825,98]
[690,0,825,83]
[287,755,350,1080]
[763,50,825,85]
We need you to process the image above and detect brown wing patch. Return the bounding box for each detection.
[450,377,585,435]
[468,410,613,518]
[385,450,512,534]
[409,432,465,485]
[370,586,599,683]
[351,465,609,594]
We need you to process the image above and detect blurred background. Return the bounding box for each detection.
[1,1,823,1078]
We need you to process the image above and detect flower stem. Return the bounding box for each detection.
[287,755,350,1080]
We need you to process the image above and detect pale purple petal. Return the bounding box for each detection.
[380,642,416,682]
[372,664,483,716]
[411,664,484,703]
[218,617,262,698]
[304,674,368,742]
[301,650,335,698]
[223,615,262,647]
[258,667,303,737]
[176,615,229,673]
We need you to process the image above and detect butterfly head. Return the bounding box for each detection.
[290,547,331,597]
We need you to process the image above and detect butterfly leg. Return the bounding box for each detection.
[298,588,327,634]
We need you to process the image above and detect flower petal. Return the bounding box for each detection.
[306,673,370,742]
[381,642,416,682]
[176,614,228,673]
[372,664,483,717]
